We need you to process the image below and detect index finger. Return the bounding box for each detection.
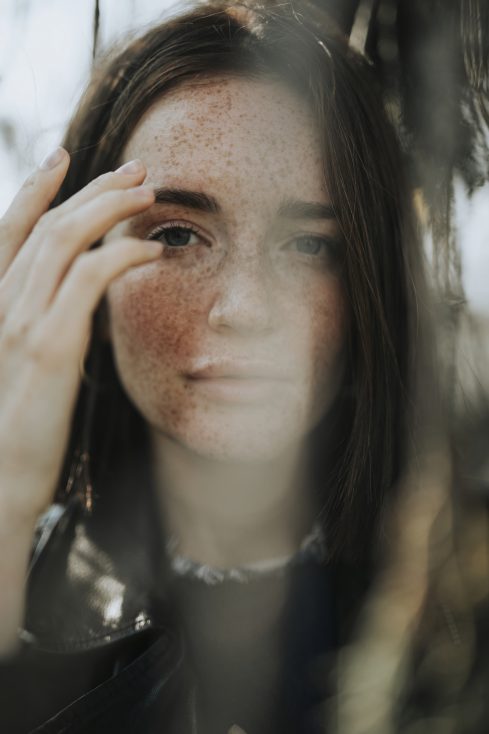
[0,147,69,278]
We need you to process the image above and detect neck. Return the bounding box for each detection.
[149,434,314,569]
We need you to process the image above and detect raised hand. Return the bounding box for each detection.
[0,149,161,653]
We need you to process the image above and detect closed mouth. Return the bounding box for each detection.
[187,359,291,382]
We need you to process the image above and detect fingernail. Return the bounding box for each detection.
[39,147,65,170]
[144,240,164,255]
[116,159,143,174]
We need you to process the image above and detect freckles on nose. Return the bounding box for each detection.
[209,246,275,314]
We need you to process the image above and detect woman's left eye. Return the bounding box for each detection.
[289,235,339,259]
[147,225,201,248]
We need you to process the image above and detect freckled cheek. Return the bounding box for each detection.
[302,281,349,398]
[107,268,210,366]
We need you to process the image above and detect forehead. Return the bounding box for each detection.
[123,77,327,205]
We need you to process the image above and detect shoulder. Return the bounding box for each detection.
[0,501,189,733]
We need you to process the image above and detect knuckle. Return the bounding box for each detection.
[72,252,99,284]
[35,218,69,252]
[25,325,51,364]
[27,321,76,367]
[1,317,31,350]
[89,171,113,191]
[45,217,69,244]
[34,208,57,234]
[25,331,47,364]
[21,172,37,192]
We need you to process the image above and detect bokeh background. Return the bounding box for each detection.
[1,2,489,732]
[1,0,487,316]
[0,0,179,209]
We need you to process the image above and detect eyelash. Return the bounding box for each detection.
[146,222,340,262]
[146,221,205,249]
[287,235,341,260]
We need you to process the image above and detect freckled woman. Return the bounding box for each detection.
[0,2,432,733]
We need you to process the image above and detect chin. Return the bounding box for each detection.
[152,402,312,464]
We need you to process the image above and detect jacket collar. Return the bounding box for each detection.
[23,466,372,653]
[23,458,172,652]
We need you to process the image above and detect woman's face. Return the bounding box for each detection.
[105,77,348,461]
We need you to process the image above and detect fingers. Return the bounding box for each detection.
[48,181,154,253]
[0,148,70,278]
[0,161,150,312]
[10,184,155,321]
[38,237,163,359]
[54,158,147,218]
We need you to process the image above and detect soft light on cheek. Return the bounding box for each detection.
[107,267,208,362]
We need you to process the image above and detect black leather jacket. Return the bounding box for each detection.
[0,480,371,734]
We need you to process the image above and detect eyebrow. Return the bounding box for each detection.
[277,198,336,220]
[153,187,220,213]
[151,188,336,220]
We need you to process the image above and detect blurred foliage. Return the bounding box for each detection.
[309,2,489,732]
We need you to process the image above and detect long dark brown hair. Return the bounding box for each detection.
[53,0,427,562]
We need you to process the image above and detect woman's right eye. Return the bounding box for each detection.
[147,224,202,248]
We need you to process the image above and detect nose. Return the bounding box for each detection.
[207,249,276,335]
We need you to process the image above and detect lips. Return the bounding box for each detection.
[185,359,292,403]
[186,359,291,381]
